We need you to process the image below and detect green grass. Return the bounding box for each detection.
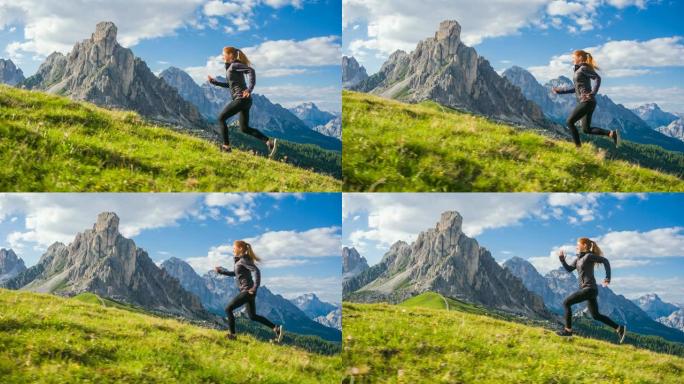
[0,84,340,191]
[342,300,684,383]
[0,289,341,383]
[399,291,490,316]
[342,90,684,192]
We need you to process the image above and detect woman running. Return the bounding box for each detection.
[215,240,284,341]
[208,46,277,156]
[552,50,619,148]
[556,237,626,343]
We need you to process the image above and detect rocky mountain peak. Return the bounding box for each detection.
[0,58,25,86]
[0,248,27,283]
[437,211,463,232]
[92,21,117,45]
[435,20,461,42]
[94,212,120,233]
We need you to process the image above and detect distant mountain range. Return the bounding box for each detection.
[503,256,684,343]
[160,257,341,341]
[159,67,342,150]
[0,58,25,86]
[342,247,369,283]
[342,56,368,89]
[289,292,341,330]
[344,211,552,320]
[503,66,684,152]
[0,248,26,284]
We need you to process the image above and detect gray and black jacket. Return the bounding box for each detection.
[556,63,601,102]
[209,60,256,100]
[561,251,611,289]
[217,254,261,292]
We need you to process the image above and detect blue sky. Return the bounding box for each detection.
[343,193,684,305]
[0,193,342,303]
[0,0,342,111]
[343,0,684,114]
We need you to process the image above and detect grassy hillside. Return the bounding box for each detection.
[0,84,340,191]
[0,289,341,383]
[342,298,684,383]
[343,91,684,192]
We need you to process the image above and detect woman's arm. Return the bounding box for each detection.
[214,266,235,276]
[593,254,611,283]
[553,86,575,95]
[559,251,576,272]
[208,75,229,88]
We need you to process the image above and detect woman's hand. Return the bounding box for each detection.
[207,75,215,83]
[248,288,256,296]
[558,249,566,262]
[242,90,251,98]
[602,279,610,287]
[552,87,559,94]
[214,266,221,273]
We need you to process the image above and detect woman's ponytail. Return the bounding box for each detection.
[579,237,604,257]
[223,46,252,67]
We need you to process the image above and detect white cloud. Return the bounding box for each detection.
[1,0,311,65]
[0,193,200,253]
[183,35,341,85]
[204,193,257,223]
[343,0,650,62]
[600,85,684,115]
[245,226,341,260]
[528,36,684,82]
[185,226,341,274]
[547,193,600,222]
[343,193,545,252]
[611,275,684,305]
[1,0,204,64]
[529,226,684,274]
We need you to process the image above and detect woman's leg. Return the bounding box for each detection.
[580,101,611,136]
[563,288,594,329]
[245,293,276,329]
[587,294,619,329]
[238,98,269,142]
[218,99,243,146]
[225,292,250,334]
[567,102,592,147]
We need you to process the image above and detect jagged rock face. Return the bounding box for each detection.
[161,258,341,341]
[0,249,26,283]
[503,257,559,307]
[290,292,337,319]
[506,257,684,342]
[342,56,368,89]
[354,20,551,129]
[345,211,551,319]
[657,119,684,142]
[163,70,342,150]
[289,102,336,129]
[658,309,684,332]
[342,247,369,282]
[632,103,679,129]
[312,115,342,139]
[20,22,206,129]
[0,59,25,85]
[504,66,684,152]
[314,307,342,330]
[633,293,680,319]
[2,212,207,320]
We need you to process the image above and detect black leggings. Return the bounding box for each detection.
[218,97,269,145]
[225,291,275,334]
[566,99,611,146]
[563,287,619,330]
